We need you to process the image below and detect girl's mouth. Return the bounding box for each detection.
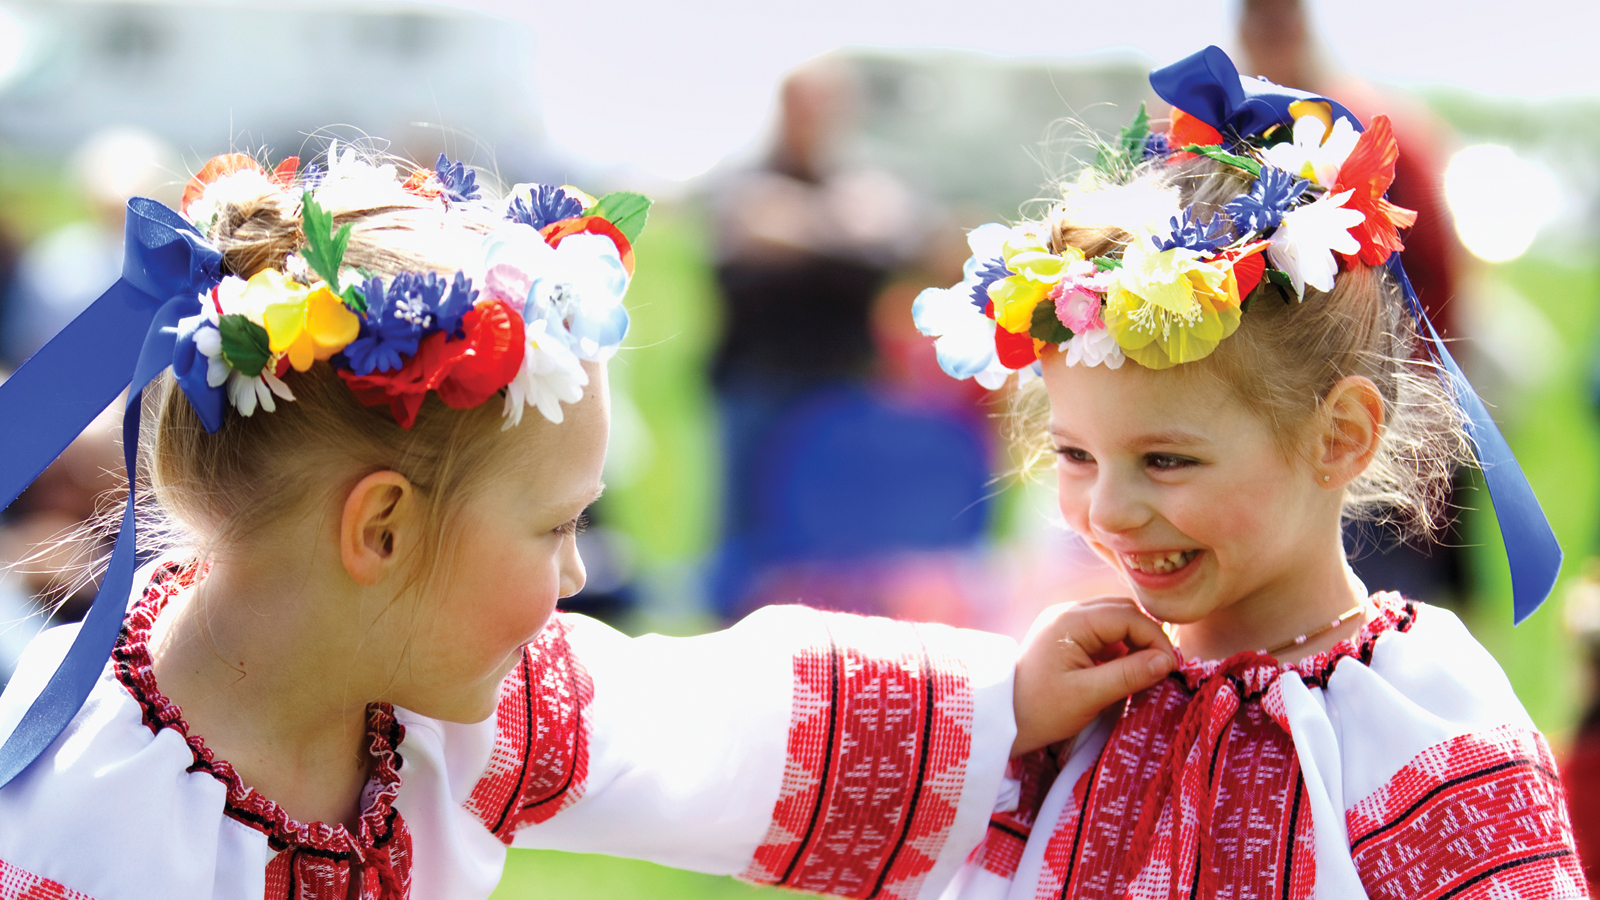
[1119,549,1201,577]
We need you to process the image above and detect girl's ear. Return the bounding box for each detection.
[1316,375,1385,488]
[339,471,414,586]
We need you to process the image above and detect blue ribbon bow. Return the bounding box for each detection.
[1151,46,1562,624]
[0,198,221,789]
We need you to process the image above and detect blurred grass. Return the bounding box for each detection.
[1461,254,1600,737]
[490,850,788,899]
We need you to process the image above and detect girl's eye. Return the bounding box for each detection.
[1146,453,1197,471]
[555,512,589,537]
[1055,446,1093,464]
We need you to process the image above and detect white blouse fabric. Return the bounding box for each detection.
[942,594,1584,900]
[0,562,1018,900]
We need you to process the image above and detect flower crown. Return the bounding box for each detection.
[173,147,651,430]
[913,99,1416,384]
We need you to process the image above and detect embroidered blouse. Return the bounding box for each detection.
[0,562,1019,900]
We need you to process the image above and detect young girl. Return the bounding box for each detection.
[0,145,1177,899]
[915,46,1583,899]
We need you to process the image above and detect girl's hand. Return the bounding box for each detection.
[1011,597,1176,758]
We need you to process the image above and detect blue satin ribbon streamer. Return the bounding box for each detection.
[1151,46,1562,623]
[0,197,221,790]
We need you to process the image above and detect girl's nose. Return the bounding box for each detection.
[558,536,588,600]
[1087,469,1151,536]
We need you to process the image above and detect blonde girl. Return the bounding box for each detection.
[0,144,1175,899]
[916,46,1582,900]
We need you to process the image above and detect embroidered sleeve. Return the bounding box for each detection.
[1346,725,1586,900]
[462,615,593,843]
[740,612,1011,900]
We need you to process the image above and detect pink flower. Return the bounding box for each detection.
[1053,284,1106,333]
[480,264,532,314]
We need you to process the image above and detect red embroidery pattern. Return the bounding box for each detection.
[0,859,94,900]
[1031,595,1418,900]
[115,563,413,900]
[1347,725,1584,900]
[979,750,1059,879]
[743,612,976,899]
[463,614,593,843]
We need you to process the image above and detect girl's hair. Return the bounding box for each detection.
[141,153,530,582]
[1011,156,1473,542]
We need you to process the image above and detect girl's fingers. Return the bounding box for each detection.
[1059,598,1175,660]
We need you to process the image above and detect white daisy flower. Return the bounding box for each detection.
[503,319,589,427]
[1260,115,1361,188]
[1267,189,1365,298]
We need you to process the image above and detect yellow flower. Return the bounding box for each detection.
[1103,244,1241,369]
[986,230,1083,334]
[233,268,309,326]
[263,282,361,372]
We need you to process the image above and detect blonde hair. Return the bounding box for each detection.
[142,151,532,580]
[1012,157,1472,541]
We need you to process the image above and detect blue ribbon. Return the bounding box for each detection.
[0,197,221,790]
[1150,46,1562,623]
[1150,45,1360,143]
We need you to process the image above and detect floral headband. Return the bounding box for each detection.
[0,146,649,788]
[173,147,649,430]
[914,96,1412,382]
[910,47,1559,626]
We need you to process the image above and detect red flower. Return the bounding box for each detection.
[339,299,526,429]
[1165,108,1225,162]
[994,323,1040,369]
[271,157,301,188]
[1332,115,1418,267]
[401,169,442,200]
[181,154,265,215]
[540,216,635,275]
[1212,240,1270,300]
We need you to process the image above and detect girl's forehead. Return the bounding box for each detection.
[1042,358,1253,441]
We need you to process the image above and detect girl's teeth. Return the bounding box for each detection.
[1122,550,1197,575]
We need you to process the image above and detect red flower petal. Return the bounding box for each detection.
[540,216,635,275]
[1333,115,1419,267]
[1213,240,1270,299]
[271,157,301,188]
[401,170,442,200]
[994,323,1039,369]
[338,299,526,429]
[182,153,265,215]
[1167,108,1224,157]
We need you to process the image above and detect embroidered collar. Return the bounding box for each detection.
[111,561,406,859]
[1171,591,1417,698]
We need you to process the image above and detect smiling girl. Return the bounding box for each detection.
[916,46,1582,900]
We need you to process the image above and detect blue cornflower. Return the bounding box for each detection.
[507,184,586,229]
[1222,165,1309,236]
[1143,131,1171,160]
[1151,208,1232,254]
[434,271,479,340]
[344,276,425,375]
[298,164,325,191]
[968,257,1010,310]
[434,153,481,203]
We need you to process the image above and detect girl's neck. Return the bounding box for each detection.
[149,554,382,830]
[1172,547,1369,666]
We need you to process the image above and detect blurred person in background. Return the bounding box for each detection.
[1561,564,1600,893]
[1239,0,1471,609]
[0,127,171,688]
[708,57,998,622]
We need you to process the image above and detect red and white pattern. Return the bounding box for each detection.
[0,860,94,900]
[743,614,975,900]
[463,614,594,843]
[1347,725,1583,900]
[978,750,1059,880]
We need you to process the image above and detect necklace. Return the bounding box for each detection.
[1260,603,1366,656]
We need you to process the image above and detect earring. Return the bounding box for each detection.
[1322,475,1331,483]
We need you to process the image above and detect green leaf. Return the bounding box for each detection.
[340,283,367,315]
[1181,144,1262,177]
[1028,298,1074,344]
[1264,268,1299,302]
[299,192,352,294]
[218,314,272,377]
[1093,256,1123,272]
[588,191,653,244]
[1119,103,1150,159]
